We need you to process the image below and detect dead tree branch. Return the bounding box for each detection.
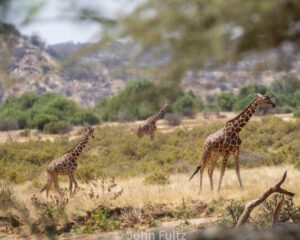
[272,197,284,226]
[236,171,294,228]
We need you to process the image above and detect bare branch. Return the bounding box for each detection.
[236,171,295,228]
[272,198,284,227]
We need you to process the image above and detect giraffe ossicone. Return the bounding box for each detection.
[41,126,95,197]
[189,94,276,192]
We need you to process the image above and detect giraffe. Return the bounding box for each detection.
[41,126,94,197]
[137,101,169,140]
[189,94,276,192]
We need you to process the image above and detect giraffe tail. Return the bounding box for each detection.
[189,165,201,181]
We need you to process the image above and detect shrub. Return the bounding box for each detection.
[0,185,16,210]
[164,113,182,126]
[97,80,209,121]
[144,172,170,185]
[0,93,100,130]
[217,92,237,111]
[44,121,73,134]
[172,91,203,117]
[33,114,58,130]
[294,109,300,118]
[0,118,19,131]
[72,112,100,125]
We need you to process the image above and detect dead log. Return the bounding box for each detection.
[236,171,294,228]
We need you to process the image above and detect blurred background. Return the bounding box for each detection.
[0,2,300,238]
[0,0,300,131]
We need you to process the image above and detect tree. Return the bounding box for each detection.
[272,75,300,95]
[217,92,236,111]
[114,0,300,83]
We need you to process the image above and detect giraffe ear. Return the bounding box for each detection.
[257,93,263,98]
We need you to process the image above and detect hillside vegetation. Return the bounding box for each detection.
[0,93,99,132]
[0,117,299,184]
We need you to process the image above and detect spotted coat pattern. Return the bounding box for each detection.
[190,94,276,192]
[41,127,94,197]
[137,101,169,140]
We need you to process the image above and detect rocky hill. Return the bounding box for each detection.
[0,23,298,106]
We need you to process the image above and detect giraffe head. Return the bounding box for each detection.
[256,94,276,108]
[85,126,95,138]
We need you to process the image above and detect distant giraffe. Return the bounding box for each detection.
[189,94,276,192]
[137,101,169,140]
[41,127,94,197]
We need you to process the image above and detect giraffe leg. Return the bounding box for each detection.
[46,177,54,198]
[217,155,229,192]
[41,174,53,198]
[199,159,209,193]
[150,131,155,140]
[199,149,212,192]
[53,175,62,196]
[68,175,73,196]
[208,154,218,191]
[69,175,78,195]
[234,149,244,191]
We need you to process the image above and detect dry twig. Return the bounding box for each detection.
[236,171,294,228]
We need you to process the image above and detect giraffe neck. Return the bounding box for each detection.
[226,98,260,133]
[67,134,90,160]
[151,104,168,122]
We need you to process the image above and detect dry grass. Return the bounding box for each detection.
[7,165,300,219]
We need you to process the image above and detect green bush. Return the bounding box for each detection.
[294,109,300,118]
[97,80,202,121]
[33,114,58,130]
[144,172,170,185]
[172,91,203,117]
[0,93,99,131]
[217,93,236,111]
[0,117,19,131]
[44,121,73,134]
[0,118,299,183]
[71,112,100,125]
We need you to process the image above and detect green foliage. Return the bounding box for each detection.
[144,172,170,185]
[217,93,237,111]
[83,209,119,233]
[0,118,300,183]
[216,75,300,113]
[44,121,73,134]
[33,114,58,131]
[0,185,15,210]
[255,194,300,229]
[172,91,203,117]
[218,201,244,228]
[294,109,300,118]
[0,93,99,131]
[110,0,300,83]
[97,80,201,121]
[172,199,192,220]
[71,111,100,125]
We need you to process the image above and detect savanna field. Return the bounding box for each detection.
[0,115,300,239]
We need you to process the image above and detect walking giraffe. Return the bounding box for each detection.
[41,126,94,197]
[137,101,169,140]
[189,94,276,192]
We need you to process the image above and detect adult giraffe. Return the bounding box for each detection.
[137,101,169,140]
[41,126,94,197]
[189,94,276,192]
